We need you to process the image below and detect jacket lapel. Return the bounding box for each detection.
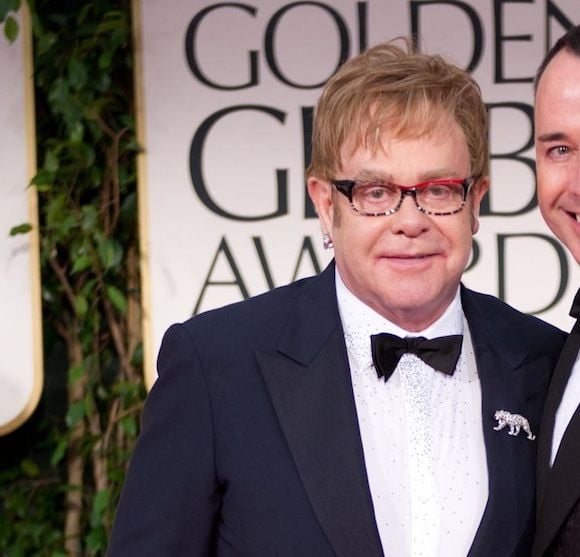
[462,288,552,557]
[258,264,383,557]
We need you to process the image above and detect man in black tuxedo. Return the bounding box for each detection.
[108,40,565,556]
[532,26,580,557]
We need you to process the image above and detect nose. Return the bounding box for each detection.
[389,193,430,237]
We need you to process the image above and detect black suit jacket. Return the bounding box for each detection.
[532,318,580,557]
[108,263,565,556]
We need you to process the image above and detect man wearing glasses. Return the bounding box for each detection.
[108,41,565,557]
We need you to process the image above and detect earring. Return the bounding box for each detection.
[322,232,334,250]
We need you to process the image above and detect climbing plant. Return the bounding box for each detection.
[0,1,144,555]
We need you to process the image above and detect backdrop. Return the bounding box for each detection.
[134,0,580,385]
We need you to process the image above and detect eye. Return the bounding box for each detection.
[421,183,460,201]
[424,184,452,198]
[547,145,571,158]
[356,183,397,202]
[368,186,388,199]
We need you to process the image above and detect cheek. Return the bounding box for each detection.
[469,210,479,234]
[537,186,552,215]
[332,203,342,228]
[448,221,475,262]
[537,164,565,205]
[333,217,384,261]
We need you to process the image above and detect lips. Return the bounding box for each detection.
[383,253,436,260]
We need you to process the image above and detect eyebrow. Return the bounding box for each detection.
[536,131,569,142]
[420,169,463,181]
[353,168,462,183]
[353,170,391,181]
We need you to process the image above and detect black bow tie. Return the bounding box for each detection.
[370,333,463,382]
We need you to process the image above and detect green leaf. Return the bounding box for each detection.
[44,149,59,172]
[131,342,143,366]
[9,223,32,236]
[71,254,92,274]
[33,183,51,193]
[20,458,39,478]
[68,57,88,91]
[80,278,97,299]
[4,14,18,42]
[98,238,123,270]
[66,401,85,428]
[83,393,95,416]
[58,215,77,238]
[45,196,66,228]
[50,438,68,466]
[69,121,84,143]
[106,285,127,313]
[74,295,88,317]
[30,169,54,187]
[81,205,98,232]
[68,363,84,383]
[48,77,70,110]
[36,31,57,55]
[90,490,110,527]
[98,49,113,70]
[120,415,137,437]
[86,526,106,553]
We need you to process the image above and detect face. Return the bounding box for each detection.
[308,120,489,331]
[535,49,580,263]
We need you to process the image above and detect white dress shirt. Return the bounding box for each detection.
[336,272,488,557]
[550,352,580,466]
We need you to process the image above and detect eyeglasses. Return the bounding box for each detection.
[331,177,476,217]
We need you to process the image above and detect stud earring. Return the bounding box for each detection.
[322,232,334,250]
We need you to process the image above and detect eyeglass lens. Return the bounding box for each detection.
[352,182,466,215]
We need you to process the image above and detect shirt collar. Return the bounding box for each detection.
[336,270,464,372]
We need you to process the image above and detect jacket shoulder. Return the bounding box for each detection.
[186,274,315,328]
[462,287,566,349]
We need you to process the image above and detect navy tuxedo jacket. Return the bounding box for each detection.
[108,263,565,556]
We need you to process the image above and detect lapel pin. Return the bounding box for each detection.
[493,410,536,441]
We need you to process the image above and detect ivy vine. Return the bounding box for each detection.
[0,1,145,555]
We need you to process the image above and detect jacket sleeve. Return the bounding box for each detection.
[107,323,220,556]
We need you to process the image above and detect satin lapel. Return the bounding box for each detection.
[258,264,383,557]
[462,288,551,557]
[537,320,580,506]
[534,320,580,554]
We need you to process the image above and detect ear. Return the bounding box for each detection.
[469,176,490,235]
[307,176,335,234]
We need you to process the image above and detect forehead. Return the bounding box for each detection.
[536,50,580,131]
[339,116,470,176]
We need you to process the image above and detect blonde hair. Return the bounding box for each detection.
[308,39,489,181]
